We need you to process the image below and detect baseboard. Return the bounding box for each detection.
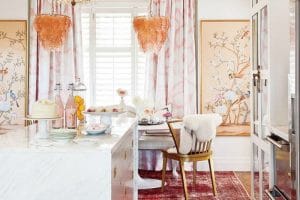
[195,157,250,171]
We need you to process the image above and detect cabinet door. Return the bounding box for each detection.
[250,1,271,200]
[111,133,134,200]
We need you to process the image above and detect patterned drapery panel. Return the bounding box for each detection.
[29,0,83,110]
[145,0,197,118]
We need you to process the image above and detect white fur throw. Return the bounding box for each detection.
[178,114,222,154]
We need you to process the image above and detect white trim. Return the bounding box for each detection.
[195,157,251,171]
[81,2,147,105]
[90,7,96,105]
[81,1,148,10]
[250,0,272,199]
[131,8,137,97]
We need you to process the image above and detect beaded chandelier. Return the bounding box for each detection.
[34,0,91,50]
[34,14,71,50]
[133,0,170,53]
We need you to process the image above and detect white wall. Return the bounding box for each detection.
[0,0,28,19]
[269,0,290,126]
[198,0,250,19]
[197,0,251,171]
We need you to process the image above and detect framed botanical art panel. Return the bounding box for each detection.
[0,20,27,125]
[200,20,251,136]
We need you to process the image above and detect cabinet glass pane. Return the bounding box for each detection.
[252,144,260,199]
[252,14,258,71]
[260,6,268,70]
[252,14,259,123]
[262,151,270,199]
[252,0,258,7]
[260,6,269,139]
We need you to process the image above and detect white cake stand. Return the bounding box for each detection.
[25,116,62,146]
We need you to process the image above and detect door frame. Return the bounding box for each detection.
[250,0,272,199]
[295,0,300,198]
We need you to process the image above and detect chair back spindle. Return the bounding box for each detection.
[167,120,212,155]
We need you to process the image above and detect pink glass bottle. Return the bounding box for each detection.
[52,83,64,129]
[65,83,77,129]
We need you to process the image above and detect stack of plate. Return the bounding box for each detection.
[50,129,77,143]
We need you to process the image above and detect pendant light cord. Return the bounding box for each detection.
[148,0,153,17]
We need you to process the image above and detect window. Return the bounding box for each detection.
[81,5,147,106]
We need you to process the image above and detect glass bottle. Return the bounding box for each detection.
[52,83,64,129]
[73,78,87,126]
[65,83,77,129]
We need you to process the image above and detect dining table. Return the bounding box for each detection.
[137,121,182,189]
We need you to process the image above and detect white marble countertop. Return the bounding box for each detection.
[0,118,137,153]
[0,118,137,200]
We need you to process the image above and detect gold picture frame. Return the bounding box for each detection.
[0,20,28,125]
[199,20,251,136]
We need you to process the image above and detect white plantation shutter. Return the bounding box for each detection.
[81,6,146,106]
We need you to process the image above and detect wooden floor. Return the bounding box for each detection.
[235,172,251,195]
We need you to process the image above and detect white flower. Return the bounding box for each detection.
[224,90,236,101]
[132,96,143,107]
[215,105,227,114]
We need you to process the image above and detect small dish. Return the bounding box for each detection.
[86,129,106,135]
[85,123,108,135]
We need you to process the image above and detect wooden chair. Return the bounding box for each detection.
[161,119,217,200]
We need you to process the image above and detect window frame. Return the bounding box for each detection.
[81,5,147,106]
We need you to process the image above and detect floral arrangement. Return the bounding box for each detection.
[162,111,172,118]
[116,88,128,97]
[132,96,155,118]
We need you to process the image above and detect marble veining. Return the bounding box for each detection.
[0,118,137,200]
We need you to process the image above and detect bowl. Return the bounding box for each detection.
[85,123,108,135]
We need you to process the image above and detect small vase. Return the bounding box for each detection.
[119,97,126,111]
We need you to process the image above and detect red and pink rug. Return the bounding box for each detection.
[138,170,250,200]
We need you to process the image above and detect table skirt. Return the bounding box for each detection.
[139,150,193,171]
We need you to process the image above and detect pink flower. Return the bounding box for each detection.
[163,111,172,118]
[116,88,128,97]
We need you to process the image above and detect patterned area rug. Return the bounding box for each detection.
[138,170,250,200]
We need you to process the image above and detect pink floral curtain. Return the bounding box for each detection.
[29,0,83,110]
[140,0,196,171]
[146,0,197,118]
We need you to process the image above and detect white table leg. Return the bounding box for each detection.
[172,160,179,178]
[136,174,162,189]
[135,125,163,190]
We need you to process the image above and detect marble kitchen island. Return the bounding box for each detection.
[0,118,137,200]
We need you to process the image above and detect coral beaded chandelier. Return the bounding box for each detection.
[34,14,71,50]
[133,0,170,53]
[33,0,90,50]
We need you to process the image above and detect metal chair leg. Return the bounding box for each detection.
[179,160,189,200]
[208,158,217,196]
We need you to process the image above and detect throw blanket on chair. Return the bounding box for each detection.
[179,114,222,154]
